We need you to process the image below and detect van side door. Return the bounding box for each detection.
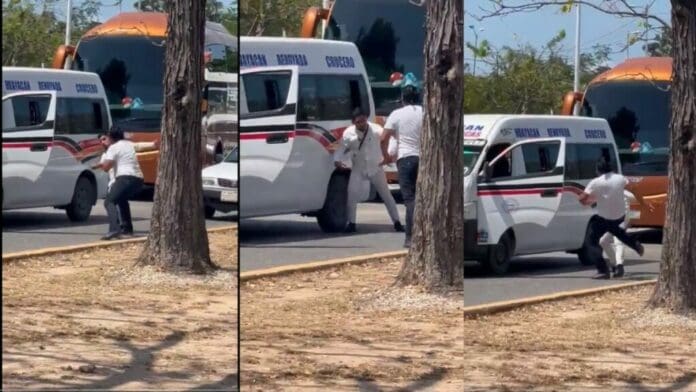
[479,137,566,254]
[2,91,57,209]
[239,65,299,217]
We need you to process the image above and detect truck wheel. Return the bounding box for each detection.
[66,176,96,222]
[316,173,349,233]
[204,205,216,219]
[482,233,513,275]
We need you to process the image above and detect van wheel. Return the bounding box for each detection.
[204,205,216,219]
[66,176,96,222]
[483,233,513,275]
[316,173,349,233]
[577,222,596,266]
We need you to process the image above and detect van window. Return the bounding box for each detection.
[521,142,560,174]
[3,95,51,129]
[55,98,109,135]
[298,75,370,121]
[566,143,619,180]
[485,143,511,178]
[242,71,291,113]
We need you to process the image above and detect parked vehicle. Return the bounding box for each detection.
[463,114,624,274]
[2,67,109,221]
[202,147,238,219]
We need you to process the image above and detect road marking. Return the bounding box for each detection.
[2,225,237,262]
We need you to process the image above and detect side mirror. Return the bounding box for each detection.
[561,91,584,115]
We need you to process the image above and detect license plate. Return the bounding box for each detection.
[220,190,237,202]
[628,210,641,219]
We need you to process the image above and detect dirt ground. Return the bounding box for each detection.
[2,230,238,391]
[241,258,695,392]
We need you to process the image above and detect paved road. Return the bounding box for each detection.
[2,200,237,254]
[240,202,662,305]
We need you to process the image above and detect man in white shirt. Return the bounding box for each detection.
[381,84,423,247]
[93,127,145,240]
[578,157,644,279]
[335,108,404,233]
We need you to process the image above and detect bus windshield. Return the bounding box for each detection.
[580,80,671,176]
[72,35,165,132]
[325,0,425,116]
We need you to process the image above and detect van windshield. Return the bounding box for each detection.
[463,145,482,176]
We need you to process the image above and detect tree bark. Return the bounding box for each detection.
[138,0,215,274]
[396,0,464,290]
[649,0,696,314]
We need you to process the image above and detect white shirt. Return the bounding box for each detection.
[334,122,384,177]
[102,140,144,179]
[585,172,629,220]
[101,142,154,188]
[384,104,423,159]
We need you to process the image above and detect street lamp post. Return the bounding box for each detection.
[65,0,72,46]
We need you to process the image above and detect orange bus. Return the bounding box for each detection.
[562,57,671,228]
[52,12,238,186]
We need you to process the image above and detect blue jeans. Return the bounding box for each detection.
[104,176,143,235]
[397,156,419,241]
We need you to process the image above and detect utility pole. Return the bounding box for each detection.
[573,3,581,94]
[65,0,72,46]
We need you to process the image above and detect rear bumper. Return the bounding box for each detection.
[203,188,237,212]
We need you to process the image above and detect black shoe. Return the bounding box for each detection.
[394,221,405,232]
[101,232,121,241]
[120,230,134,238]
[614,265,625,278]
[592,272,611,280]
[344,223,356,233]
[611,266,617,274]
[636,242,645,257]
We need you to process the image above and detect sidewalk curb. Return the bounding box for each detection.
[2,225,237,263]
[240,250,408,282]
[462,279,657,317]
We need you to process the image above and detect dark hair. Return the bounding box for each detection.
[351,107,367,120]
[402,85,419,105]
[596,156,612,174]
[107,126,125,142]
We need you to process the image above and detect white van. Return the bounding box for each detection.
[203,69,238,164]
[239,37,376,232]
[463,115,623,274]
[2,67,109,221]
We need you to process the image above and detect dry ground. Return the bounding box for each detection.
[2,230,238,391]
[241,258,695,391]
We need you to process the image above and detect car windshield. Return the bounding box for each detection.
[463,145,483,176]
[224,147,238,163]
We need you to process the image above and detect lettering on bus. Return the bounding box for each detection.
[464,124,484,137]
[75,83,98,94]
[38,81,62,91]
[325,56,355,68]
[4,80,31,91]
[276,54,308,66]
[547,127,571,137]
[240,53,268,67]
[584,129,607,139]
[514,128,540,138]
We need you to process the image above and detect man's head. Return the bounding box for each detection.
[351,107,368,132]
[100,126,125,147]
[402,85,419,105]
[596,156,612,175]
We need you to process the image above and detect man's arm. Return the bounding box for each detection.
[92,159,114,172]
[578,192,595,206]
[133,141,158,152]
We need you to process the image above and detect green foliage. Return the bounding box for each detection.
[644,26,672,57]
[464,32,610,114]
[240,0,320,36]
[2,0,63,66]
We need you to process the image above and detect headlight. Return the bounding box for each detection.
[464,202,477,220]
[202,177,217,186]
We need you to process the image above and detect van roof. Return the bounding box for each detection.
[463,114,616,144]
[2,66,104,98]
[240,37,364,74]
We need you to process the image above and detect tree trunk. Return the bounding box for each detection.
[396,0,464,290]
[649,0,696,313]
[138,0,215,274]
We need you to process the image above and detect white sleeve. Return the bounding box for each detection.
[584,178,598,196]
[384,112,398,132]
[334,128,355,162]
[102,145,117,162]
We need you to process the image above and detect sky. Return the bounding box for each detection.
[464,0,671,72]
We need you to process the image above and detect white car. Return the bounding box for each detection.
[202,147,238,218]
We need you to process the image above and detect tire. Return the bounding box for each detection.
[66,176,96,222]
[482,233,513,275]
[577,222,596,266]
[316,173,349,233]
[204,205,216,219]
